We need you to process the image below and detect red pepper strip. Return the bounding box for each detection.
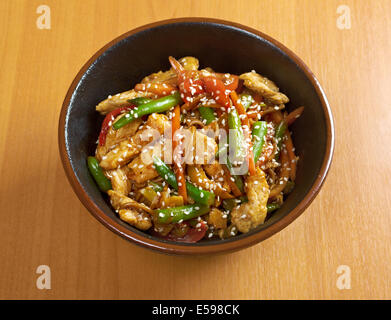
[181,78,204,101]
[202,76,231,109]
[153,221,208,243]
[216,73,239,91]
[168,57,238,109]
[230,91,256,176]
[98,106,134,146]
[168,56,205,105]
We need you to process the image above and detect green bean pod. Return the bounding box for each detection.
[114,92,182,130]
[155,204,210,224]
[221,196,281,213]
[220,224,238,239]
[152,156,178,189]
[222,196,248,211]
[127,97,153,106]
[216,145,244,192]
[226,157,245,192]
[87,156,112,192]
[152,157,215,206]
[267,203,281,213]
[185,183,215,206]
[239,93,254,110]
[198,106,216,124]
[148,181,164,192]
[274,121,287,161]
[283,181,295,194]
[228,109,245,160]
[252,121,268,163]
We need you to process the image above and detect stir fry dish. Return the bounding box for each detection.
[87,56,304,243]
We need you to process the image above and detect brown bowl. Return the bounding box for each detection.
[58,18,334,255]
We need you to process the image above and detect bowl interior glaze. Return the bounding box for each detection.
[59,18,333,254]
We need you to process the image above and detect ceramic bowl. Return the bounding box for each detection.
[59,18,334,255]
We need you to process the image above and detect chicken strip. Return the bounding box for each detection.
[108,190,152,230]
[178,56,199,71]
[96,89,153,115]
[127,143,162,184]
[105,166,131,195]
[141,70,177,85]
[187,165,233,199]
[141,56,199,85]
[108,190,153,214]
[203,161,231,194]
[118,209,152,230]
[158,187,184,209]
[99,113,169,170]
[231,168,270,233]
[239,71,289,105]
[96,116,142,162]
[208,208,227,230]
[182,127,218,165]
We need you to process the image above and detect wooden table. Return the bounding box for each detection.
[0,0,390,300]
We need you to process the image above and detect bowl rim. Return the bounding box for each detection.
[58,17,335,255]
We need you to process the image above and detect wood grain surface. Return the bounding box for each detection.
[0,0,390,300]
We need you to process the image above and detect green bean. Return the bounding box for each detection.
[226,157,244,192]
[220,224,238,239]
[155,204,210,224]
[185,183,215,206]
[239,93,254,110]
[267,203,281,213]
[216,143,228,160]
[222,197,281,213]
[283,181,295,194]
[152,156,178,189]
[148,181,164,192]
[188,218,200,228]
[222,196,248,211]
[216,144,244,192]
[252,121,268,163]
[228,109,245,160]
[198,106,216,124]
[87,156,112,192]
[114,92,182,129]
[274,121,287,161]
[152,156,215,206]
[127,97,153,106]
